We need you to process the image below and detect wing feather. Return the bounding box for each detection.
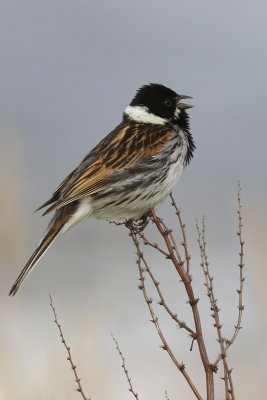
[41,121,172,214]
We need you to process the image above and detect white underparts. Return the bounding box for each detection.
[61,198,93,234]
[125,105,167,125]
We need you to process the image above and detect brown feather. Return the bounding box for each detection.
[9,203,78,295]
[38,122,172,214]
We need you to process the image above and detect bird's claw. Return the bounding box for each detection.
[125,212,151,232]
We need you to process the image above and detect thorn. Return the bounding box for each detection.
[211,364,218,373]
[190,336,196,351]
[189,298,199,306]
[179,362,185,371]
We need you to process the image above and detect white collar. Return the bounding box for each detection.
[124,105,167,125]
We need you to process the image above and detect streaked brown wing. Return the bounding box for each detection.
[36,168,78,211]
[43,121,172,214]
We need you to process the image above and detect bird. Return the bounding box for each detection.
[9,83,195,296]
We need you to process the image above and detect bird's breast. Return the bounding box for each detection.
[160,130,188,191]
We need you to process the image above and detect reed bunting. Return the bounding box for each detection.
[9,83,195,295]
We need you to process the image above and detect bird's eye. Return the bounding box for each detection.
[163,99,172,107]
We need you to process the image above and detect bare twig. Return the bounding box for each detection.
[135,229,170,258]
[129,228,203,400]
[149,209,214,400]
[170,193,191,275]
[131,227,196,337]
[165,390,170,400]
[49,188,245,400]
[212,184,245,368]
[49,295,89,400]
[196,219,234,400]
[111,333,140,400]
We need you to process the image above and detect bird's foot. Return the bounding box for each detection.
[125,212,151,232]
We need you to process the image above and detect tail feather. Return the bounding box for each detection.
[9,200,86,296]
[9,224,63,296]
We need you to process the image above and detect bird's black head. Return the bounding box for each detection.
[125,83,195,165]
[129,83,193,121]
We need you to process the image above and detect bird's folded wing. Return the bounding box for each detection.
[41,122,172,214]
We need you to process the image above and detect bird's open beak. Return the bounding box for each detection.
[176,95,194,110]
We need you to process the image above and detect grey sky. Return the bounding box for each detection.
[0,1,266,399]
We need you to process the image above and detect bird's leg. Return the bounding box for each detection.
[125,219,135,230]
[126,211,152,232]
[136,214,150,231]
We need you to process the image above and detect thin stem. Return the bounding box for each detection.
[135,229,170,258]
[49,295,89,400]
[212,185,245,368]
[165,390,170,400]
[111,333,140,400]
[138,246,196,338]
[170,193,191,275]
[150,210,214,400]
[130,229,203,400]
[196,220,234,399]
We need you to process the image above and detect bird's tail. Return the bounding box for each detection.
[9,222,64,296]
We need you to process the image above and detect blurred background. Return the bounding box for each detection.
[0,1,266,399]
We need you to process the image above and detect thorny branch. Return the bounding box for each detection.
[134,228,170,258]
[138,244,196,337]
[212,185,245,368]
[197,219,234,400]
[129,229,202,400]
[165,390,170,400]
[50,188,245,400]
[170,193,191,275]
[149,209,214,400]
[111,333,140,400]
[49,295,90,400]
[126,189,245,400]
